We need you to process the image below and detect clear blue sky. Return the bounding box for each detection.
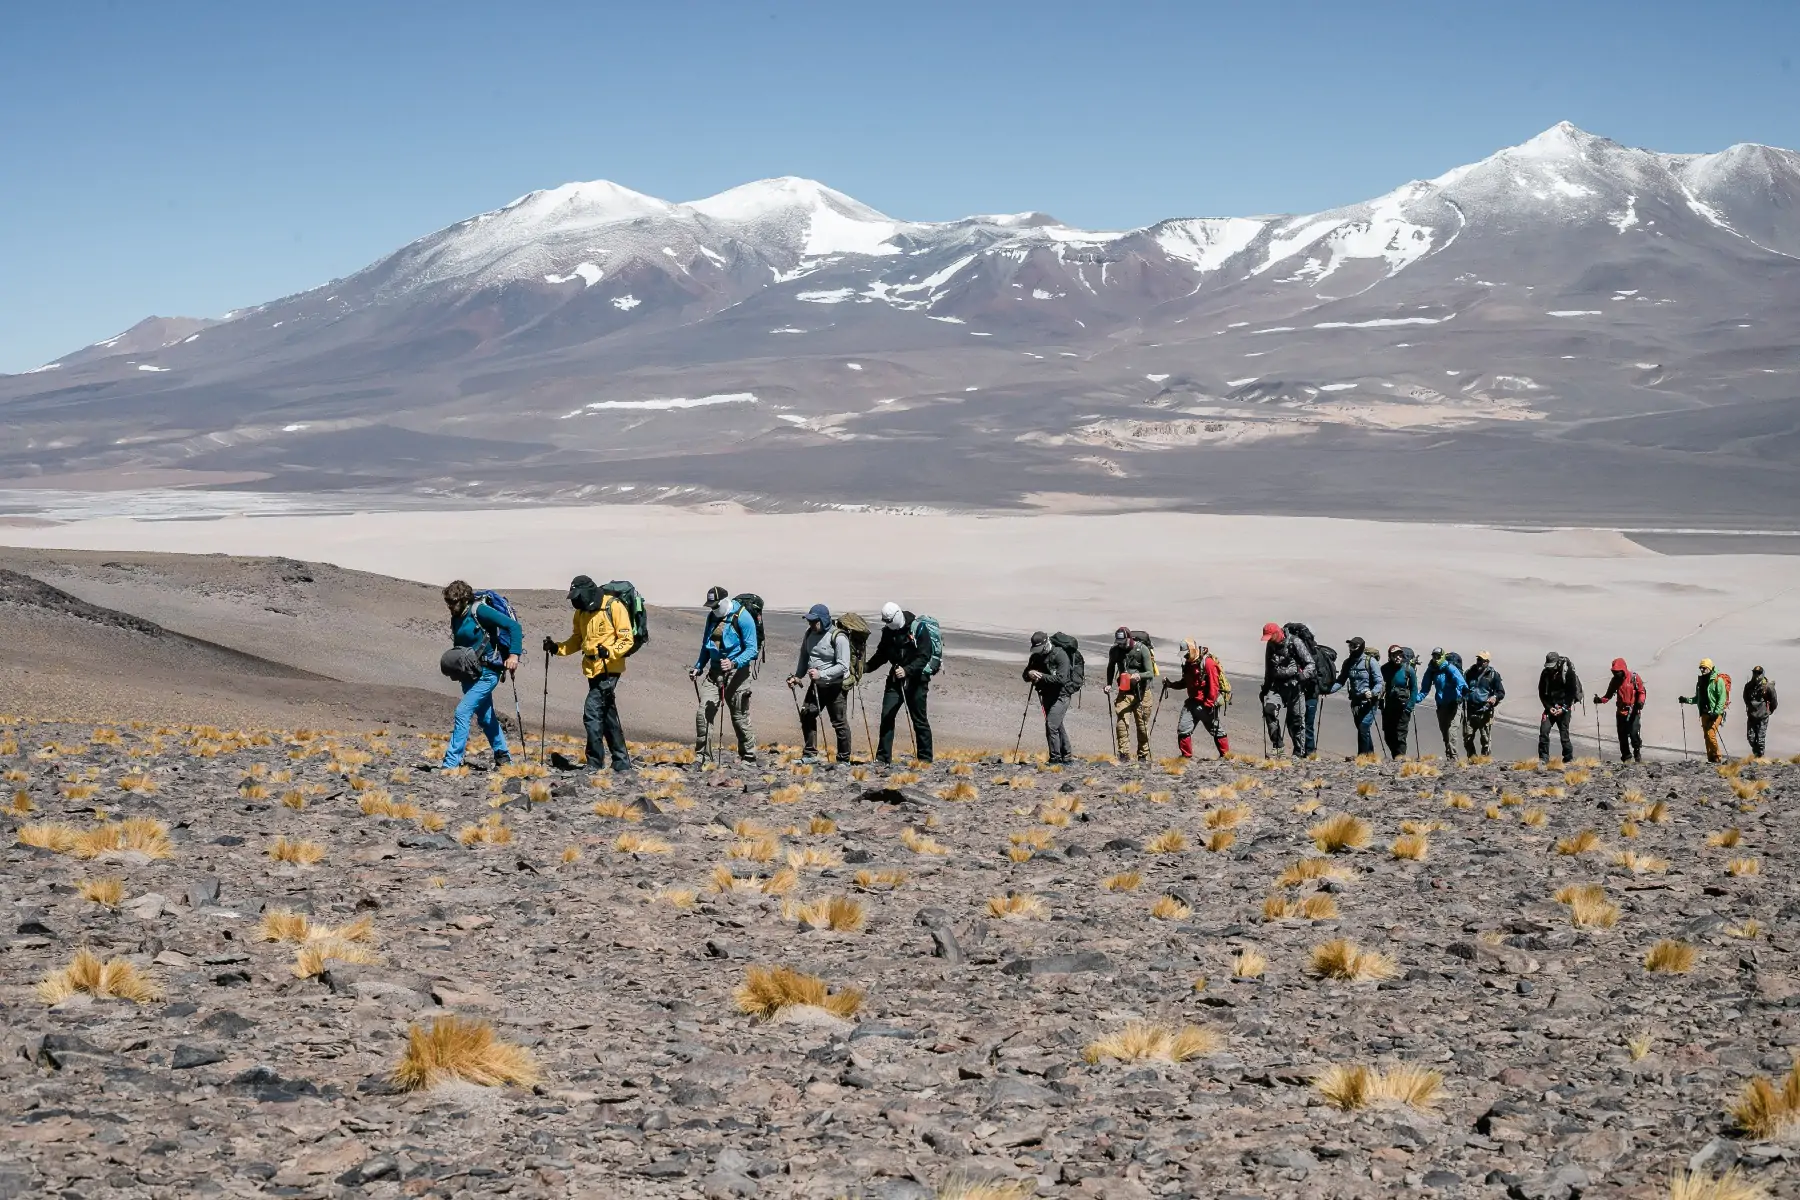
[3,0,1796,373]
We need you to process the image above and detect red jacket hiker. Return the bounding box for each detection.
[1598,658,1647,712]
[1180,652,1224,708]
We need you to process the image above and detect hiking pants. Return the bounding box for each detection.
[1748,715,1769,759]
[1539,709,1574,763]
[1263,684,1305,754]
[1302,693,1320,757]
[1042,694,1073,762]
[801,680,851,762]
[1114,688,1150,760]
[1702,713,1724,763]
[878,673,932,763]
[1176,700,1227,758]
[1615,707,1644,762]
[444,669,507,767]
[583,674,629,770]
[1381,701,1412,758]
[1435,699,1461,761]
[1349,699,1379,757]
[1463,705,1495,759]
[696,665,756,761]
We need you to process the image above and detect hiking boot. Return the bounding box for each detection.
[493,751,512,768]
[415,761,441,772]
[610,761,635,776]
[799,754,822,766]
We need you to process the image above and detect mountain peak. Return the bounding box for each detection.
[686,177,891,225]
[495,180,676,227]
[1511,120,1609,159]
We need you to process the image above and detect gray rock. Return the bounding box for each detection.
[171,1043,227,1070]
[186,877,221,908]
[1001,951,1112,975]
[196,1010,257,1037]
[986,1076,1059,1108]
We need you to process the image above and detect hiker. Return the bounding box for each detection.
[1325,636,1384,756]
[436,580,521,770]
[1379,646,1419,758]
[1678,658,1728,763]
[866,601,941,764]
[1107,626,1155,763]
[1744,667,1778,759]
[1537,652,1583,763]
[1024,632,1079,763]
[1419,648,1467,761]
[543,575,634,773]
[690,585,760,765]
[1259,622,1314,756]
[1461,651,1506,759]
[1164,639,1229,759]
[786,604,852,765]
[1594,657,1647,764]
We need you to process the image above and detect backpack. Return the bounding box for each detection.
[1283,622,1330,686]
[469,589,519,668]
[600,580,650,656]
[1212,655,1233,709]
[730,593,766,667]
[911,614,943,676]
[1720,672,1733,712]
[1445,651,1464,672]
[836,613,871,687]
[1130,630,1158,677]
[1049,632,1084,692]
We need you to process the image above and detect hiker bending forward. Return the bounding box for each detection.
[1024,632,1076,764]
[788,604,852,764]
[691,586,759,765]
[545,575,633,773]
[1166,640,1229,759]
[439,581,521,770]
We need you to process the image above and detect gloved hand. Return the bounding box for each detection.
[542,636,558,654]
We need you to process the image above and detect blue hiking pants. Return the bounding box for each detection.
[445,670,508,767]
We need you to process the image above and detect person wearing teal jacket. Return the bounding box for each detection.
[690,585,760,765]
[438,580,522,769]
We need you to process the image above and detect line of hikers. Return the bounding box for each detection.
[428,581,1780,771]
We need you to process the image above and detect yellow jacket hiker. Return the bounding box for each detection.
[544,576,635,773]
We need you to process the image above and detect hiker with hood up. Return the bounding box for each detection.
[1594,657,1647,764]
[1259,622,1314,756]
[1537,652,1583,764]
[1379,646,1419,758]
[1024,631,1078,764]
[787,604,852,765]
[1679,658,1728,763]
[1419,648,1468,762]
[1744,667,1778,759]
[690,585,760,766]
[1325,636,1384,756]
[435,580,522,770]
[1107,627,1155,763]
[544,575,634,773]
[1461,651,1506,759]
[866,601,941,764]
[1163,639,1229,759]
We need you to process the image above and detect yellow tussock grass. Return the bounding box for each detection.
[1081,1021,1221,1064]
[1398,761,1441,779]
[1619,819,1640,839]
[656,887,698,909]
[769,785,804,805]
[292,939,377,978]
[280,790,306,810]
[1010,827,1055,849]
[1644,940,1698,973]
[118,771,159,795]
[1309,813,1371,853]
[901,828,949,856]
[987,893,1047,920]
[1521,808,1548,827]
[734,964,862,1020]
[1727,857,1761,877]
[1104,871,1142,892]
[761,867,799,895]
[561,845,581,864]
[612,831,670,854]
[1555,829,1602,856]
[456,814,513,847]
[8,790,33,815]
[1563,769,1591,786]
[1355,781,1380,798]
[1234,947,1268,978]
[1145,829,1188,854]
[936,1178,1036,1200]
[1726,919,1763,939]
[1206,830,1236,853]
[77,877,124,906]
[1730,1062,1800,1139]
[17,821,81,852]
[808,815,836,834]
[1150,895,1192,920]
[1316,1062,1442,1110]
[1007,847,1033,862]
[938,780,979,802]
[37,948,161,1004]
[1668,1168,1766,1200]
[1645,800,1670,823]
[796,895,867,932]
[1146,790,1173,805]
[890,772,920,786]
[592,798,643,821]
[418,812,447,832]
[1204,804,1252,829]
[1039,808,1070,826]
[1445,792,1474,809]
[852,868,908,890]
[1568,891,1620,928]
[1276,857,1349,887]
[1309,938,1398,981]
[728,835,781,862]
[1390,834,1429,861]
[1612,850,1668,874]
[1293,797,1324,815]
[1708,827,1743,848]
[787,846,842,869]
[392,1015,538,1090]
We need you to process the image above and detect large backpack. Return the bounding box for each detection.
[1282,622,1329,683]
[1445,651,1464,672]
[1130,630,1159,677]
[600,581,650,656]
[835,612,871,687]
[911,614,943,676]
[1212,654,1233,709]
[730,593,766,671]
[1049,632,1084,692]
[1720,672,1733,712]
[469,589,519,668]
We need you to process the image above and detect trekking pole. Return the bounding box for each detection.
[1147,685,1167,744]
[1680,703,1690,761]
[856,685,874,762]
[1012,686,1035,759]
[1593,703,1602,762]
[540,650,551,767]
[510,672,528,767]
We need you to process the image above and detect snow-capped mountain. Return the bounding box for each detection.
[6,123,1798,523]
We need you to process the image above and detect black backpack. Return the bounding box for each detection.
[731,593,766,668]
[1445,651,1464,672]
[1284,622,1333,689]
[1050,632,1084,691]
[600,580,650,656]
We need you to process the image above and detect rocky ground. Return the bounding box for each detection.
[2,717,1797,1200]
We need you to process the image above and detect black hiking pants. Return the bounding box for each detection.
[583,674,629,770]
[878,673,932,763]
[1435,699,1461,761]
[801,680,852,762]
[1615,706,1644,762]
[1382,700,1412,758]
[1747,715,1769,759]
[1539,708,1574,763]
[1042,693,1073,762]
[1262,683,1305,754]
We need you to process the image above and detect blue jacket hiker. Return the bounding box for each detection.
[438,580,523,770]
[1420,648,1468,761]
[1327,636,1386,756]
[690,586,760,765]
